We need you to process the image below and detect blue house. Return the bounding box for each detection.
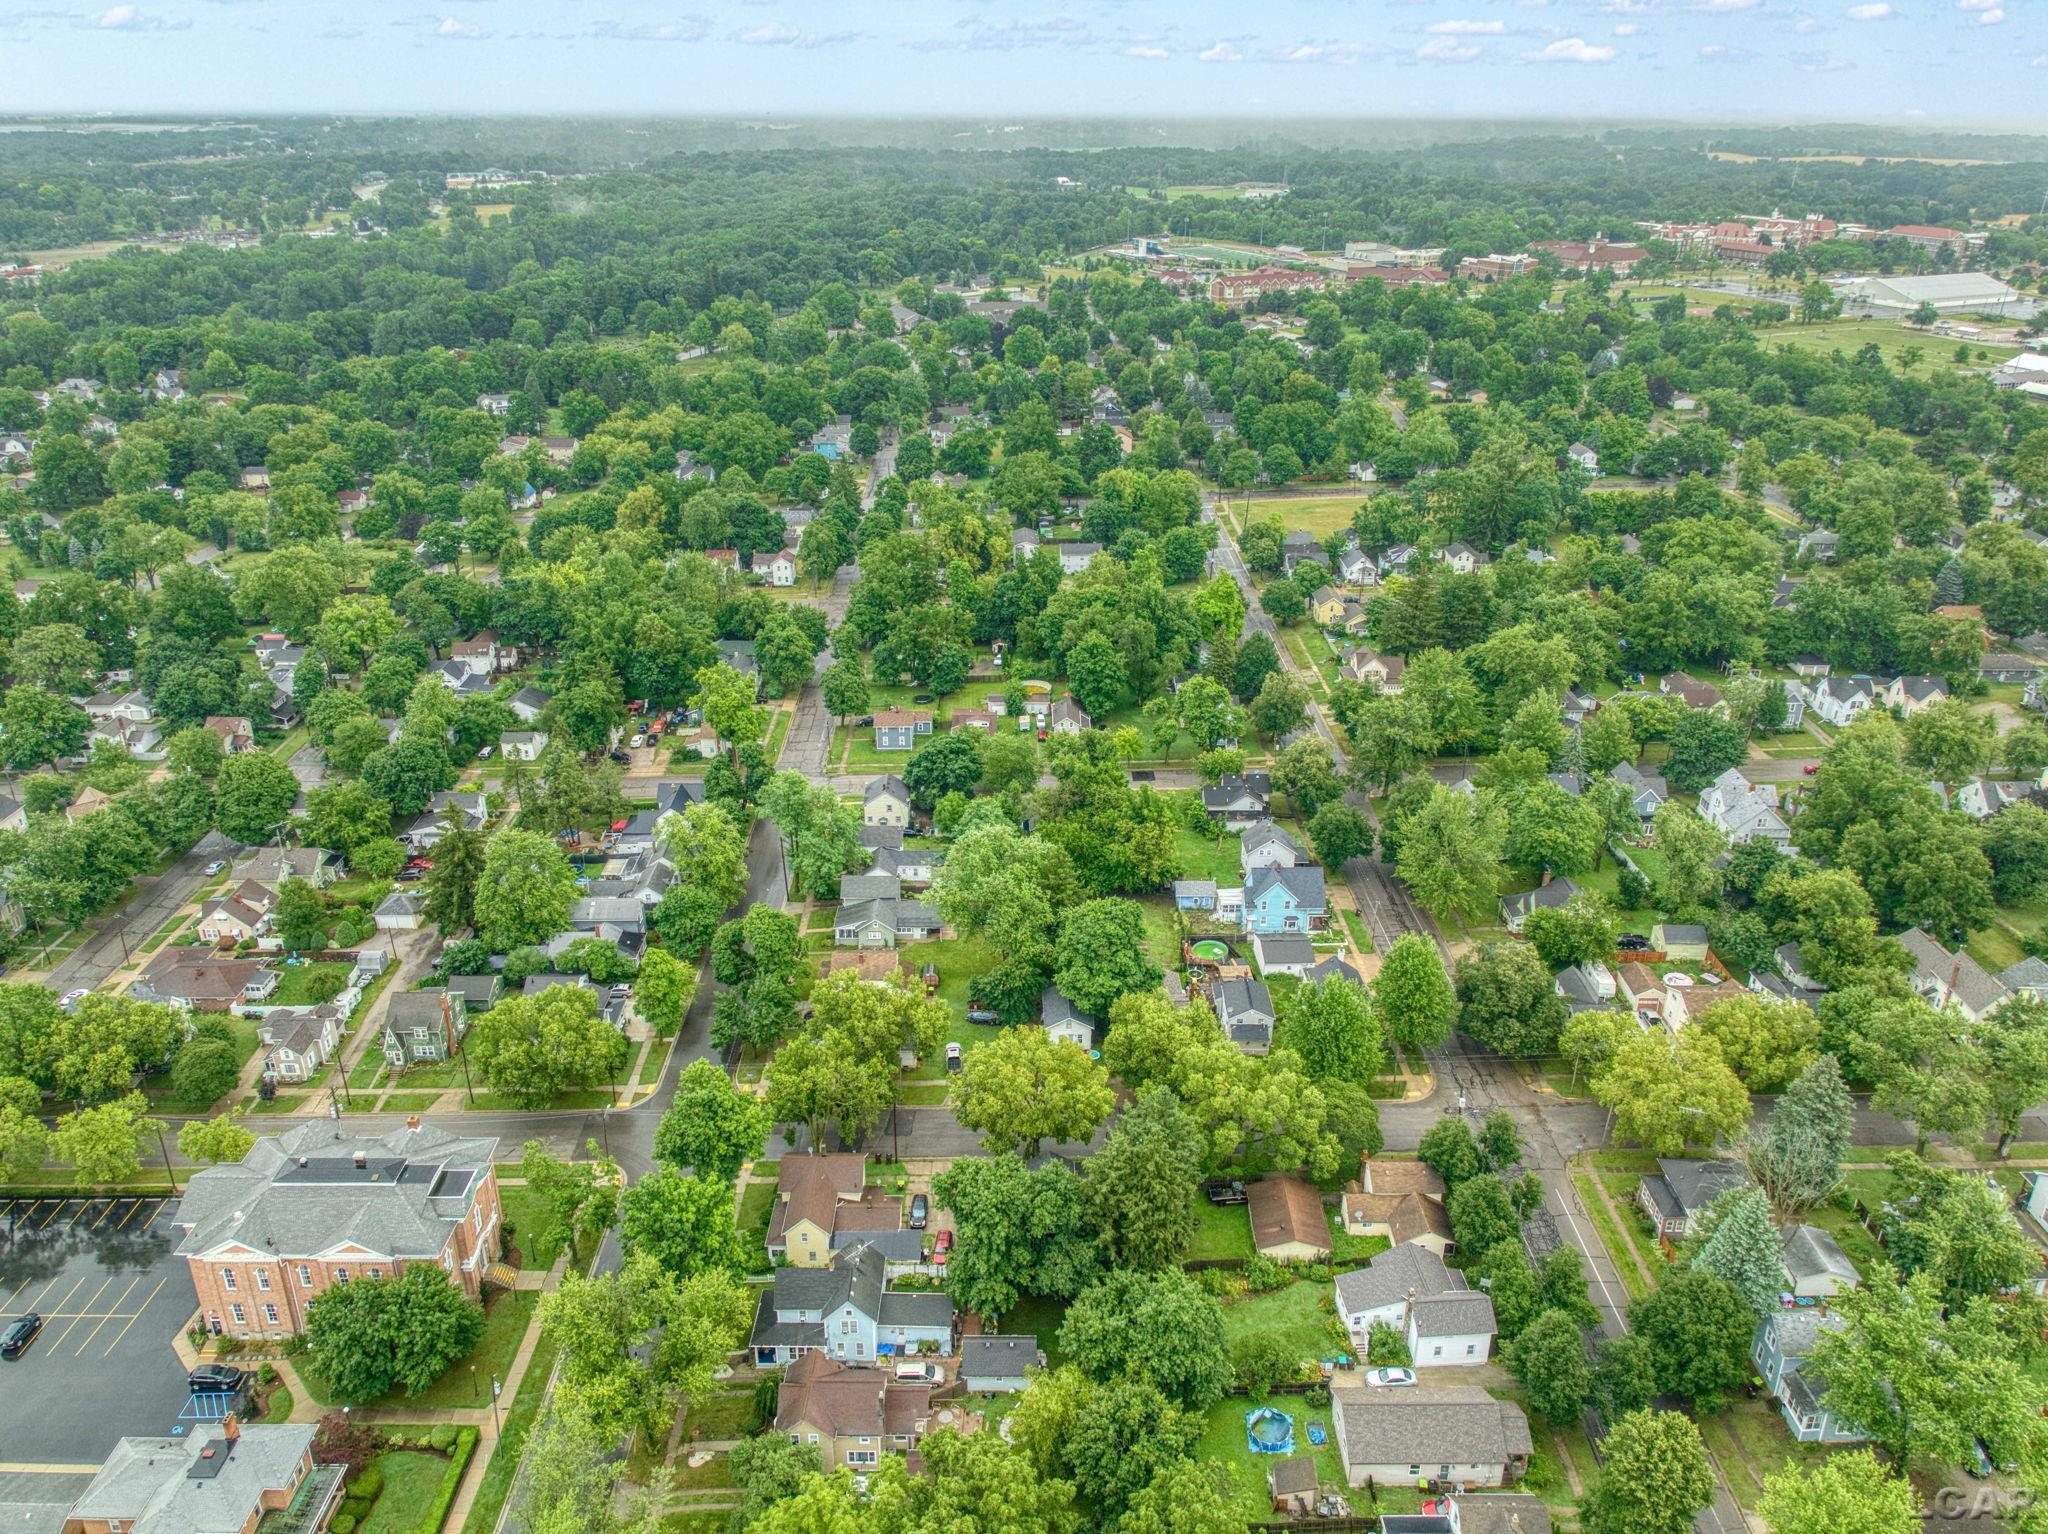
[1242,864,1327,935]
[1174,879,1218,912]
[1752,1311,1867,1445]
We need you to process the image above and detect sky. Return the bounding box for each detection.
[0,0,2038,124]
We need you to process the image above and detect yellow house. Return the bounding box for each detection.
[1310,586,1348,628]
[767,1153,869,1268]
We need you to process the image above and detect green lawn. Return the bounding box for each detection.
[1134,894,1186,973]
[301,1289,538,1410]
[738,1177,777,1274]
[1771,316,2020,377]
[501,1185,566,1270]
[1173,828,1243,886]
[1218,1280,1342,1363]
[1570,1169,1651,1302]
[1184,1202,1254,1262]
[1192,1396,1350,1523]
[1326,1210,1391,1266]
[1244,494,1369,538]
[267,962,352,1007]
[1000,1294,1071,1368]
[359,1446,465,1534]
[460,1328,558,1534]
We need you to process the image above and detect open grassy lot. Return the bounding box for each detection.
[1174,827,1243,885]
[501,1184,568,1269]
[1184,1201,1254,1261]
[1134,894,1186,973]
[1244,494,1369,539]
[267,962,352,1007]
[1771,316,2020,377]
[1219,1280,1342,1362]
[1000,1294,1071,1368]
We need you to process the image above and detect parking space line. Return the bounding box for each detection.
[100,1277,166,1357]
[37,1200,71,1230]
[140,1200,170,1230]
[69,1199,99,1228]
[28,1273,86,1317]
[47,1278,112,1349]
[90,1200,120,1230]
[118,1198,156,1230]
[71,1276,141,1355]
[2,1277,31,1310]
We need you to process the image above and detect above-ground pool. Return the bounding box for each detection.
[1191,939,1232,962]
[1245,1407,1296,1455]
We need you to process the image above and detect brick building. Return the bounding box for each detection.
[1208,265,1332,305]
[172,1119,502,1339]
[1531,237,1649,274]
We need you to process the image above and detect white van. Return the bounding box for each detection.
[893,1361,941,1384]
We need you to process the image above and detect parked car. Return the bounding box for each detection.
[965,1008,998,1025]
[934,1229,953,1255]
[908,1193,929,1230]
[1803,762,1820,775]
[1204,1179,1248,1206]
[893,1361,941,1384]
[1364,1367,1416,1389]
[608,749,630,764]
[1615,933,1651,952]
[477,745,494,760]
[945,1042,963,1072]
[204,859,227,876]
[629,734,646,749]
[58,989,88,1012]
[188,1363,247,1395]
[1,1314,43,1360]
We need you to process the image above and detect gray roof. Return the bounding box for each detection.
[1308,955,1364,987]
[1898,926,2011,1013]
[840,873,903,903]
[836,897,940,934]
[962,1334,1044,1382]
[1502,878,1582,920]
[1245,863,1327,911]
[376,890,422,917]
[1763,1307,1846,1360]
[866,775,909,803]
[1257,934,1316,967]
[68,1426,318,1534]
[1041,984,1090,1029]
[1999,957,2048,993]
[1657,923,1709,945]
[1331,1386,1532,1469]
[1609,762,1667,800]
[859,825,906,852]
[1411,1289,1498,1340]
[1241,817,1301,859]
[1781,1224,1859,1286]
[1212,976,1274,1027]
[1655,1157,1748,1217]
[1334,1244,1460,1314]
[173,1121,497,1263]
[443,973,502,1007]
[879,1291,954,1326]
[774,1242,886,1321]
[387,989,455,1028]
[830,1228,924,1263]
[1173,879,1218,900]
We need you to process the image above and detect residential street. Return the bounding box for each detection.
[40,831,232,995]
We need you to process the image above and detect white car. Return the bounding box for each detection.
[477,745,494,760]
[59,989,90,1012]
[203,859,226,876]
[1365,1367,1416,1388]
[629,734,646,749]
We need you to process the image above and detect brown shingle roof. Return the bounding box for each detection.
[1248,1174,1332,1256]
[774,1352,886,1437]
[1359,1158,1446,1200]
[1343,1190,1453,1247]
[766,1153,867,1249]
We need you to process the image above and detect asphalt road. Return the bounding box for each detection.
[42,830,231,994]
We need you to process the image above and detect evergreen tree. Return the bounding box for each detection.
[1743,1053,1853,1213]
[1691,1186,1788,1316]
[1934,557,1967,607]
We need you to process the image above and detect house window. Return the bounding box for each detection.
[1409,1465,1422,1476]
[263,1304,279,1326]
[848,1451,878,1466]
[230,1304,246,1326]
[368,1268,383,1280]
[855,1342,865,1356]
[1465,1344,1476,1357]
[807,1434,819,1445]
[298,1265,312,1286]
[334,1267,349,1283]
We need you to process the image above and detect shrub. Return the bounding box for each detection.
[1616,868,1651,909]
[429,1425,457,1451]
[1366,1321,1411,1367]
[1241,1254,1292,1293]
[331,1515,356,1534]
[1231,1331,1301,1401]
[257,1363,278,1386]
[350,1463,384,1501]
[312,1411,378,1476]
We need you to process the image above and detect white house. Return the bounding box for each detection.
[500,730,549,761]
[864,775,912,828]
[1333,1245,1497,1366]
[1040,985,1096,1051]
[762,550,799,587]
[1807,675,1879,729]
[1697,768,1791,846]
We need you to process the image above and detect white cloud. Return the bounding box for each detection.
[1614,20,1641,31]
[1279,39,1372,62]
[92,4,137,25]
[1198,41,1243,60]
[1124,43,1169,56]
[1975,7,2005,20]
[1956,0,1998,10]
[1690,0,1762,12]
[1418,35,1485,56]
[586,19,710,43]
[1428,17,1507,30]
[737,21,825,45]
[1790,15,1824,30]
[2033,49,2048,59]
[1699,41,1758,55]
[434,15,484,37]
[1526,34,1617,56]
[1845,3,1891,18]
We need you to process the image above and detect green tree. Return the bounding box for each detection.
[955,1026,1115,1159]
[1594,1029,1749,1154]
[518,1140,621,1262]
[1627,1265,1756,1411]
[1060,1268,1232,1410]
[632,946,697,1039]
[304,1263,485,1404]
[1397,784,1509,922]
[175,1111,255,1166]
[1693,994,1819,1092]
[1741,1053,1853,1214]
[1418,1115,1484,1189]
[467,985,631,1108]
[1307,802,1373,870]
[653,1059,766,1183]
[819,658,869,723]
[1757,1449,1920,1534]
[473,830,579,949]
[272,878,329,952]
[1374,934,1455,1050]
[932,1153,1099,1323]
[1504,1307,1594,1424]
[1052,898,1160,1019]
[1692,1186,1788,1317]
[1085,1087,1202,1271]
[52,1092,157,1182]
[1584,1410,1715,1534]
[1454,941,1568,1057]
[1274,977,1384,1084]
[620,1165,746,1279]
[1651,799,1728,911]
[168,1040,238,1107]
[212,750,301,844]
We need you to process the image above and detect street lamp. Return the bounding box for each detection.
[488,1373,502,1439]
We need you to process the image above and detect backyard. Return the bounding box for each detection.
[1218,1280,1343,1364]
[1184,1201,1253,1262]
[299,1288,538,1410]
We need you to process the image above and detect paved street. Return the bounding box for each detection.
[779,565,854,777]
[40,831,232,994]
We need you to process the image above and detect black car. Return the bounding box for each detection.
[908,1193,929,1230]
[1,1314,43,1360]
[188,1363,247,1395]
[1616,933,1651,952]
[1204,1179,1248,1206]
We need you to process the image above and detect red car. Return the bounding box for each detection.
[1802,762,1820,775]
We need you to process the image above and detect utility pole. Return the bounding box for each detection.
[153,1121,180,1195]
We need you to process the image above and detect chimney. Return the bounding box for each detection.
[406,1114,421,1131]
[223,1414,239,1441]
[353,1150,367,1169]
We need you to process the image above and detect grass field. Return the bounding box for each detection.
[1193,1395,1351,1522]
[1174,827,1244,885]
[1184,1202,1254,1261]
[1219,1280,1340,1362]
[359,1446,467,1534]
[1245,494,1369,538]
[1772,317,2021,377]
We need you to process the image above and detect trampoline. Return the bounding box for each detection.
[1246,1407,1296,1455]
[1191,939,1232,962]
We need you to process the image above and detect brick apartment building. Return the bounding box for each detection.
[1208,265,1332,305]
[173,1119,502,1339]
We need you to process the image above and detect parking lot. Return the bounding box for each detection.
[0,1197,197,1465]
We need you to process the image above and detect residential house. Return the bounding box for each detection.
[748,1243,954,1366]
[1335,544,1376,586]
[1056,542,1103,576]
[448,631,519,675]
[1618,964,1750,1032]
[196,883,276,946]
[766,1154,874,1268]
[762,550,799,587]
[1440,542,1490,575]
[1554,961,1621,1016]
[400,790,489,851]
[960,1336,1044,1394]
[1253,933,1317,979]
[1636,1158,1748,1242]
[1789,654,1833,679]
[867,841,940,889]
[1807,675,1880,729]
[1173,879,1218,912]
[1046,696,1092,735]
[714,639,762,693]
[1281,530,1327,578]
[1566,442,1600,475]
[771,1352,935,1472]
[1240,818,1305,876]
[232,846,342,890]
[443,973,503,1013]
[1329,1386,1531,1491]
[1213,976,1276,1054]
[1886,674,1950,716]
[1561,686,1601,726]
[1041,985,1097,1052]
[172,1120,500,1338]
[256,1005,344,1083]
[1200,771,1272,828]
[1795,529,1839,563]
[0,793,23,834]
[81,688,152,725]
[833,898,942,949]
[1661,671,1722,711]
[842,872,903,904]
[1378,545,1420,577]
[1333,1244,1496,1365]
[1383,1494,1554,1534]
[1248,1175,1334,1261]
[240,466,271,491]
[1500,877,1582,935]
[1342,1159,1454,1256]
[61,1424,337,1534]
[380,990,467,1067]
[864,775,912,828]
[1340,650,1405,693]
[509,686,551,724]
[1607,762,1667,824]
[1012,527,1042,564]
[131,950,279,1010]
[1959,778,2033,819]
[500,729,549,761]
[1999,956,2048,1001]
[1898,926,2010,1020]
[1697,768,1791,846]
[1311,587,1349,628]
[1651,923,1710,962]
[873,709,934,752]
[203,715,256,754]
[1308,954,1364,987]
[1782,1223,1860,1300]
[477,392,513,415]
[1984,653,2042,685]
[1753,1310,1866,1444]
[1243,864,1327,935]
